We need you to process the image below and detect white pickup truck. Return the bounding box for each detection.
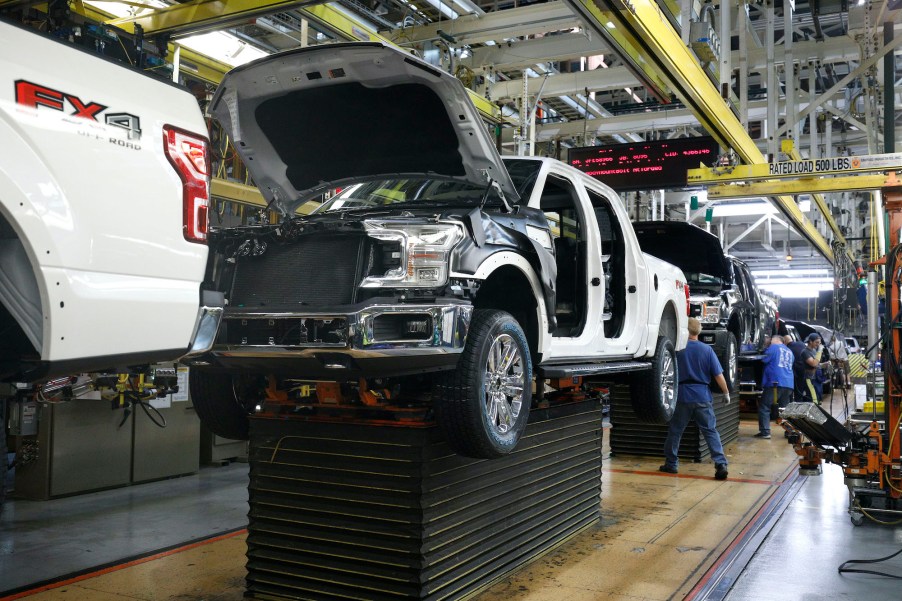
[0,21,220,385]
[187,42,690,458]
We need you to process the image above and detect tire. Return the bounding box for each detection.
[434,309,532,459]
[189,369,258,440]
[630,336,677,424]
[712,332,738,392]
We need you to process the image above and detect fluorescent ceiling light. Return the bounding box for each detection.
[450,0,484,15]
[759,282,833,298]
[712,200,811,217]
[752,269,830,277]
[85,1,269,67]
[756,277,834,285]
[84,0,168,18]
[421,0,459,20]
[179,31,269,66]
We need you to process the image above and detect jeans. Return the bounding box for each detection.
[759,386,793,434]
[663,402,728,469]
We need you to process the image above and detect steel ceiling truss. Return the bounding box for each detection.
[395,1,580,45]
[562,0,840,263]
[95,0,502,120]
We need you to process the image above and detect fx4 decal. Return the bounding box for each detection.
[15,80,142,141]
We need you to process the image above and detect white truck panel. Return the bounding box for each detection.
[0,23,209,371]
[41,268,203,361]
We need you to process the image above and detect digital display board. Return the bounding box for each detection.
[568,137,720,191]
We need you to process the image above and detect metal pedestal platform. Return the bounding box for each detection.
[245,400,602,601]
[609,384,740,461]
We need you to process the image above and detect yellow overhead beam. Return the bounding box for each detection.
[106,0,319,37]
[571,0,836,263]
[783,141,858,249]
[564,0,672,101]
[211,178,267,207]
[707,173,902,200]
[212,178,323,214]
[76,3,232,83]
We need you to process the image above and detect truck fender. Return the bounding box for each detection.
[0,119,67,356]
[451,251,550,356]
[454,209,557,332]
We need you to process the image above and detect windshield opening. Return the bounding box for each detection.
[503,158,542,201]
[685,272,727,292]
[315,178,506,212]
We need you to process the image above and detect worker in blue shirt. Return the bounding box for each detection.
[660,317,731,480]
[757,336,795,439]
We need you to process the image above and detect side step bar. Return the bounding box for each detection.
[538,361,652,379]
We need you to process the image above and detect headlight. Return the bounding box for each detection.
[700,300,722,323]
[360,221,462,288]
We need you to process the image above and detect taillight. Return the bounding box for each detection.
[684,282,691,315]
[163,125,210,244]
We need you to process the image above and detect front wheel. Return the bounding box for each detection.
[189,370,259,440]
[434,309,532,459]
[629,336,677,423]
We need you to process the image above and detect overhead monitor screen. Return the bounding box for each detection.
[568,137,720,191]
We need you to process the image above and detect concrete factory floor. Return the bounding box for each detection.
[2,414,901,601]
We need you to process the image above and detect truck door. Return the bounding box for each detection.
[738,263,764,349]
[586,188,644,355]
[536,172,603,359]
[731,260,758,352]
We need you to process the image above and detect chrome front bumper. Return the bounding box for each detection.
[183,302,474,377]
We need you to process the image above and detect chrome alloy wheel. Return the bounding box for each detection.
[660,350,676,412]
[484,333,526,435]
[728,340,738,385]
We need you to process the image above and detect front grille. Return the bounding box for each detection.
[225,317,349,346]
[689,302,702,318]
[230,234,364,309]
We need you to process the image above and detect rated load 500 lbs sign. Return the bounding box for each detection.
[769,154,902,176]
[687,152,902,184]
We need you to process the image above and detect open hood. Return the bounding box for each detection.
[633,221,732,279]
[210,42,518,215]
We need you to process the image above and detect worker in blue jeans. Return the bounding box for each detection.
[660,317,731,480]
[757,335,795,439]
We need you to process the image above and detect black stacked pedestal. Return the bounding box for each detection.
[245,400,602,601]
[609,384,740,461]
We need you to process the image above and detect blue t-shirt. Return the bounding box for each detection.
[677,339,723,404]
[761,343,794,388]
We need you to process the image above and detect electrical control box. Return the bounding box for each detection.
[8,398,39,436]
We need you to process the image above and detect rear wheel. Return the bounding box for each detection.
[434,309,532,458]
[189,370,259,440]
[629,336,677,423]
